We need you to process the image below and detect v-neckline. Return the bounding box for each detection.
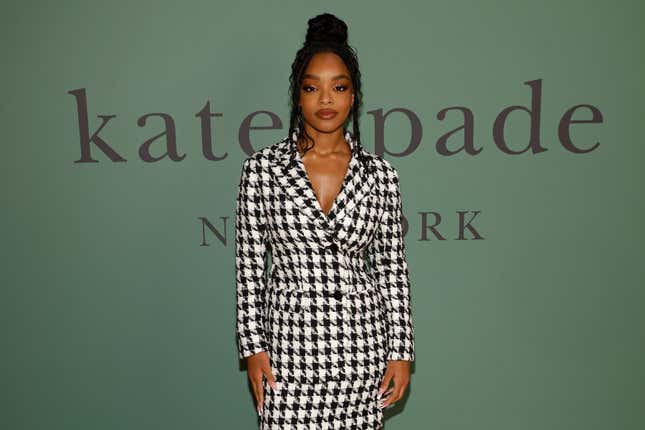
[295,145,355,220]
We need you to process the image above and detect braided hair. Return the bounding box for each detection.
[288,13,364,157]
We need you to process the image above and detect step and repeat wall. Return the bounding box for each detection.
[4,1,643,429]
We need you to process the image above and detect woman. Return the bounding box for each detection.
[235,13,415,429]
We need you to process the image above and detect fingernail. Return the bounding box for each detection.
[379,388,392,399]
[377,387,384,397]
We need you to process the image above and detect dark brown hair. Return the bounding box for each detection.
[288,13,364,157]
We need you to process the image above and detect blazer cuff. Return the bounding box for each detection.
[238,338,269,359]
[387,350,415,361]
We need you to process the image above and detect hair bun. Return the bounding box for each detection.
[305,13,348,46]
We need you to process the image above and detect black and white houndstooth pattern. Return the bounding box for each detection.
[235,129,415,429]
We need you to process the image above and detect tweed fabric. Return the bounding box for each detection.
[235,129,415,429]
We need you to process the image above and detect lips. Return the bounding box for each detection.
[316,109,338,119]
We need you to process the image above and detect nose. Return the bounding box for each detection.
[319,88,333,104]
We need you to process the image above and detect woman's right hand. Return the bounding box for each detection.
[246,351,277,416]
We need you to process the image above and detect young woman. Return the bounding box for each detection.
[235,13,415,429]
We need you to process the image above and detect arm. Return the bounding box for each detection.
[366,163,416,361]
[235,157,270,359]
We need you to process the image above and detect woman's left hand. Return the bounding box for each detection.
[378,360,411,409]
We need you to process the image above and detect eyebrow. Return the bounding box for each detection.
[302,73,351,81]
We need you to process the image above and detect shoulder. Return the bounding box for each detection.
[360,150,401,184]
[240,136,290,170]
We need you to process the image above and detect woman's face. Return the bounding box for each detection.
[299,52,355,136]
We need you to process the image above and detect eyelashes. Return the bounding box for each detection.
[302,85,349,93]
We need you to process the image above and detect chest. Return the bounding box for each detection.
[263,156,386,254]
[300,152,352,218]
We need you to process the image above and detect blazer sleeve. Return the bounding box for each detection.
[235,157,270,359]
[366,164,416,361]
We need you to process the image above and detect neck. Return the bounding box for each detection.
[297,126,349,156]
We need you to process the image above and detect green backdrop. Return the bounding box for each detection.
[3,0,644,429]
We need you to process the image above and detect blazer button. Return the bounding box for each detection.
[329,243,339,252]
[334,290,343,300]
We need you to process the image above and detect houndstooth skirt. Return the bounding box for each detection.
[259,287,388,429]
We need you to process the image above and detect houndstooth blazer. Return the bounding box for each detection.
[235,129,415,384]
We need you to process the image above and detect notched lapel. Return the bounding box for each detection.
[326,152,375,229]
[268,131,376,234]
[269,137,331,232]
